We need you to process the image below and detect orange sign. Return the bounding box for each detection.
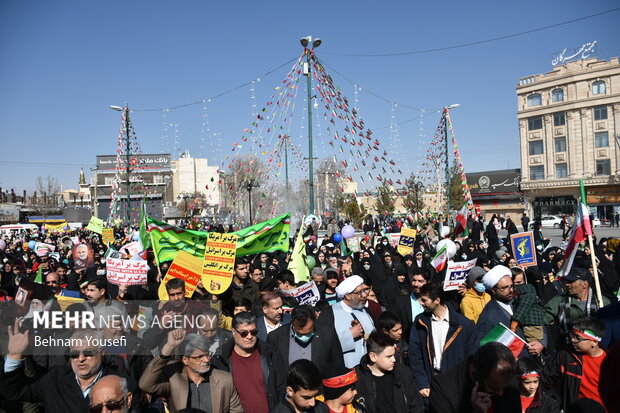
[158,250,203,299]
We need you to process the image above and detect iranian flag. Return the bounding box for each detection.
[431,244,449,272]
[557,180,593,278]
[480,323,526,358]
[454,204,469,236]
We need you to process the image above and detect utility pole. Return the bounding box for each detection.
[301,35,322,214]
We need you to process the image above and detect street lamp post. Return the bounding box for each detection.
[246,178,258,224]
[443,104,460,217]
[110,104,131,225]
[300,35,322,214]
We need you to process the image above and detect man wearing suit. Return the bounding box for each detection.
[257,291,291,342]
[476,266,545,357]
[268,304,344,371]
[393,270,430,341]
[139,329,243,413]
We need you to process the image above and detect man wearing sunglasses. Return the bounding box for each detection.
[0,327,129,413]
[213,311,287,413]
[89,375,132,413]
[140,329,243,412]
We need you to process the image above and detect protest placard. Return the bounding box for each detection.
[121,241,142,257]
[72,244,94,270]
[158,250,204,299]
[443,258,477,291]
[202,232,238,294]
[106,257,149,285]
[397,228,417,256]
[86,216,104,234]
[510,232,537,267]
[102,228,115,245]
[34,242,55,257]
[280,281,321,306]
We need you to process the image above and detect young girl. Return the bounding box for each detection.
[517,357,559,413]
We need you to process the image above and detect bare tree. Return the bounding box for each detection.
[33,175,62,215]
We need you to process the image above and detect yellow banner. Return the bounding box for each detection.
[397,228,417,256]
[202,232,238,295]
[46,222,68,233]
[102,228,115,245]
[54,295,85,311]
[86,216,104,234]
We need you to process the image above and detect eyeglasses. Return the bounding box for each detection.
[69,349,99,359]
[188,352,213,360]
[351,288,370,296]
[90,397,126,413]
[45,280,59,285]
[494,284,514,292]
[234,328,259,338]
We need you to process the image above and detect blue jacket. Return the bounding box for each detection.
[408,306,476,389]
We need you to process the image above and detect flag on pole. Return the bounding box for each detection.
[340,239,352,257]
[454,204,469,237]
[288,227,310,283]
[557,180,593,278]
[480,323,527,358]
[431,244,449,272]
[139,199,151,250]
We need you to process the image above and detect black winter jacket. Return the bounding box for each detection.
[354,355,424,413]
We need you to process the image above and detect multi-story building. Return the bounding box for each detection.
[91,154,173,221]
[171,154,221,217]
[517,56,620,220]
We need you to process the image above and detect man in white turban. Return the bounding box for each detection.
[476,266,546,356]
[329,275,375,368]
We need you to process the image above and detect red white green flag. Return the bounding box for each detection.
[480,323,526,358]
[431,244,449,272]
[454,204,469,237]
[558,180,592,278]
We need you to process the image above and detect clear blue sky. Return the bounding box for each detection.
[1,0,618,194]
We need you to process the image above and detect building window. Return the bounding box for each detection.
[554,137,566,152]
[153,175,164,184]
[553,112,565,126]
[595,132,609,148]
[530,165,545,180]
[104,177,114,186]
[552,88,564,102]
[592,80,606,95]
[555,163,568,178]
[593,105,608,121]
[527,93,542,107]
[528,116,543,130]
[529,140,544,155]
[596,159,611,176]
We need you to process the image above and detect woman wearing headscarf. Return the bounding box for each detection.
[485,214,500,258]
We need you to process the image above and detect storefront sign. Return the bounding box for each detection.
[467,170,521,195]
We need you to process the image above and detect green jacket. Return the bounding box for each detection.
[544,290,610,330]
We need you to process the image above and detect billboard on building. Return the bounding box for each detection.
[96,154,171,172]
[467,169,521,195]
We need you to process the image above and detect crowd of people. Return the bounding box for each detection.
[0,211,618,413]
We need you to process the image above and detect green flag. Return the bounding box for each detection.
[139,200,152,250]
[340,239,352,257]
[34,267,43,284]
[148,213,291,262]
[288,227,310,283]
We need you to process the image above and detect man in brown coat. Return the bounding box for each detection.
[139,329,243,413]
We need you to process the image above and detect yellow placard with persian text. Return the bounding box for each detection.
[397,228,417,256]
[202,232,238,295]
[158,250,204,300]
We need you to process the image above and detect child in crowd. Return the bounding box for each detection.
[517,357,559,413]
[542,317,607,411]
[317,364,362,413]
